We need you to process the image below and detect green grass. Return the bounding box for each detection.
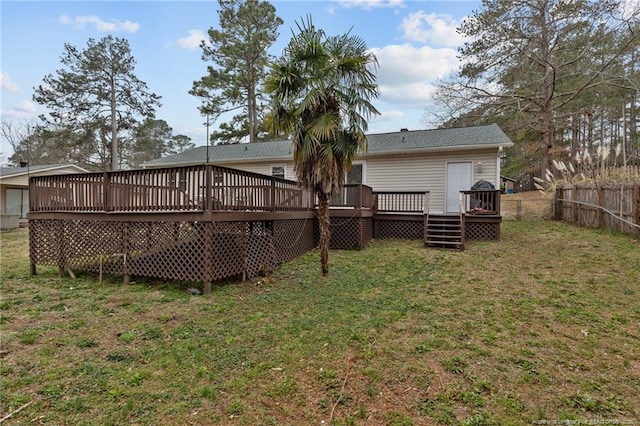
[1,222,639,425]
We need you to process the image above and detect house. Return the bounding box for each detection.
[0,164,89,228]
[143,124,513,214]
[27,125,512,288]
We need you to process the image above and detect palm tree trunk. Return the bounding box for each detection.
[317,192,331,276]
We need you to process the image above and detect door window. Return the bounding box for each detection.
[346,164,363,184]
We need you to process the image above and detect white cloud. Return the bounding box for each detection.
[333,0,404,10]
[174,125,206,142]
[59,15,140,33]
[1,72,19,93]
[176,30,206,50]
[14,100,36,114]
[0,100,39,120]
[369,44,460,107]
[379,82,437,105]
[372,43,459,83]
[400,11,466,48]
[374,110,405,122]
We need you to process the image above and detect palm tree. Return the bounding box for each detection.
[265,18,379,275]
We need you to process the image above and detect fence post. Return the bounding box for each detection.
[631,183,640,234]
[572,184,578,225]
[516,200,522,221]
[554,187,561,220]
[597,185,604,228]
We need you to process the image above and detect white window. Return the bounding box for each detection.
[271,165,285,179]
[6,188,29,218]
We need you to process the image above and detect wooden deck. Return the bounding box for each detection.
[28,165,503,290]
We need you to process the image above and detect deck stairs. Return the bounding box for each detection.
[424,214,465,250]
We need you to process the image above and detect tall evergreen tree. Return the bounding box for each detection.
[432,0,640,178]
[167,134,195,154]
[127,119,174,168]
[8,123,103,170]
[33,35,161,170]
[190,0,282,145]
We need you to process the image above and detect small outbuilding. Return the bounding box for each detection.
[500,175,516,194]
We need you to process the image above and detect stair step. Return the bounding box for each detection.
[424,214,465,251]
[425,233,462,238]
[426,240,463,245]
[425,241,463,249]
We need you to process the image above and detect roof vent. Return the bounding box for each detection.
[400,128,409,132]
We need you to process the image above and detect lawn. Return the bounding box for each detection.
[1,221,639,425]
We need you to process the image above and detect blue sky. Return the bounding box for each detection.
[0,0,480,158]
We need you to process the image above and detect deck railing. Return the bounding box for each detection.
[30,166,501,216]
[329,184,374,209]
[29,165,312,213]
[461,190,501,215]
[374,191,429,213]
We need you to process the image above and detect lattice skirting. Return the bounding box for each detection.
[315,217,373,250]
[30,218,314,285]
[374,219,423,240]
[465,221,500,241]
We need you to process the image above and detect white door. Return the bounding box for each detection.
[445,162,472,213]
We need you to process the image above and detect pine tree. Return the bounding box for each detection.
[33,35,161,170]
[190,0,282,145]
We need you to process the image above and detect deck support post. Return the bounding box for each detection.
[203,222,214,294]
[122,222,131,285]
[56,220,66,278]
[29,227,37,276]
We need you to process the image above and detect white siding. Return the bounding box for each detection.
[218,160,297,181]
[217,149,499,213]
[363,149,498,213]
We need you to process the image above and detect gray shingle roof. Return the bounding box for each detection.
[0,164,89,178]
[143,124,512,167]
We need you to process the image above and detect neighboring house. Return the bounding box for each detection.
[143,124,513,214]
[0,164,89,227]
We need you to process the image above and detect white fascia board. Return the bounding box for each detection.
[358,143,511,158]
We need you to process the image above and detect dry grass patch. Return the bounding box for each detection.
[1,222,639,425]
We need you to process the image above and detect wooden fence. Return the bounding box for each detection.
[555,183,640,235]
